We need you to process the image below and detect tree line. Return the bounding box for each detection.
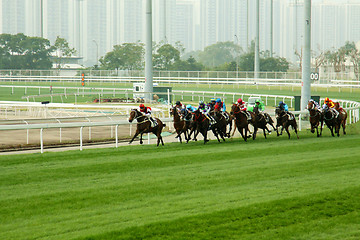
[0,33,75,70]
[1,33,358,77]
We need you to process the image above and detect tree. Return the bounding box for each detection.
[153,44,180,70]
[198,41,241,68]
[53,36,76,69]
[99,42,144,71]
[170,56,204,71]
[0,33,53,69]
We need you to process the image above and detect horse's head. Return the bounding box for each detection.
[253,106,259,114]
[128,109,140,123]
[275,107,283,116]
[230,104,239,115]
[169,106,175,116]
[307,101,314,110]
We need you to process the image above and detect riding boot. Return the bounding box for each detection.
[246,112,251,121]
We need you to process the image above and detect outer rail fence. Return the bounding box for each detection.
[1,75,360,89]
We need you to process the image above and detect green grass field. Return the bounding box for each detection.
[1,123,360,240]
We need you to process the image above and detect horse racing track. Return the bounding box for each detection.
[1,124,360,240]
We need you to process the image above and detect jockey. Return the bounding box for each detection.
[334,102,345,114]
[323,97,339,118]
[214,98,226,112]
[208,98,216,111]
[278,101,294,120]
[278,101,289,112]
[255,99,265,112]
[198,101,216,125]
[237,98,251,121]
[309,99,321,111]
[324,97,335,108]
[186,104,197,113]
[139,103,157,127]
[236,98,246,111]
[175,100,185,111]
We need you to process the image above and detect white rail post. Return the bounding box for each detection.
[148,133,150,144]
[40,128,44,154]
[115,125,119,148]
[80,126,83,151]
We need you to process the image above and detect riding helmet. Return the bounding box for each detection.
[216,98,221,103]
[199,100,204,105]
[237,98,243,104]
[279,101,284,105]
[139,103,145,108]
[255,99,260,103]
[186,104,192,109]
[176,101,181,105]
[325,97,329,102]
[210,98,216,102]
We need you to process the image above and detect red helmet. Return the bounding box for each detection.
[325,97,329,102]
[237,98,243,104]
[139,104,145,108]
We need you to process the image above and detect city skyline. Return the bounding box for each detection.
[0,0,359,67]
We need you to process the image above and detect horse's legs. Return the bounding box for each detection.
[238,127,247,142]
[252,127,258,140]
[129,130,140,144]
[262,128,267,139]
[139,133,144,144]
[284,126,291,139]
[212,129,221,142]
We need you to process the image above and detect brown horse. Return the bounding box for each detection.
[170,106,189,143]
[252,106,274,140]
[192,109,210,144]
[307,101,324,137]
[275,107,299,139]
[128,109,166,146]
[323,106,341,137]
[230,104,252,141]
[211,109,228,142]
[335,102,347,135]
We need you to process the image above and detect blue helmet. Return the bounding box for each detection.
[216,98,221,103]
[279,101,284,105]
[186,104,192,109]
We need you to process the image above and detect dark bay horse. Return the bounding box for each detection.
[252,106,275,140]
[307,101,324,137]
[192,109,210,144]
[128,109,166,146]
[212,109,228,142]
[230,104,251,141]
[323,105,346,137]
[335,102,347,135]
[170,106,189,143]
[275,107,299,139]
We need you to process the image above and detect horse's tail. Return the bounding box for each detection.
[163,123,166,128]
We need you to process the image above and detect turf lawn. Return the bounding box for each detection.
[1,123,360,240]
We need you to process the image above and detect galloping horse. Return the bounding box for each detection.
[128,109,166,146]
[212,108,228,142]
[307,101,324,137]
[323,105,344,137]
[335,102,347,135]
[230,104,252,141]
[170,106,188,143]
[275,107,299,139]
[252,106,274,140]
[192,109,210,144]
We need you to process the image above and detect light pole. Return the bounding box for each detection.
[234,34,239,78]
[93,39,98,65]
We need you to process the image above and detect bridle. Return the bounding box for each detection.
[131,109,149,124]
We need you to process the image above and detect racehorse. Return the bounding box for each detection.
[322,105,345,137]
[170,106,188,143]
[230,104,252,141]
[335,102,347,135]
[128,109,166,146]
[252,106,275,140]
[213,108,232,138]
[307,101,324,137]
[275,107,299,139]
[192,109,210,144]
[211,109,228,142]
